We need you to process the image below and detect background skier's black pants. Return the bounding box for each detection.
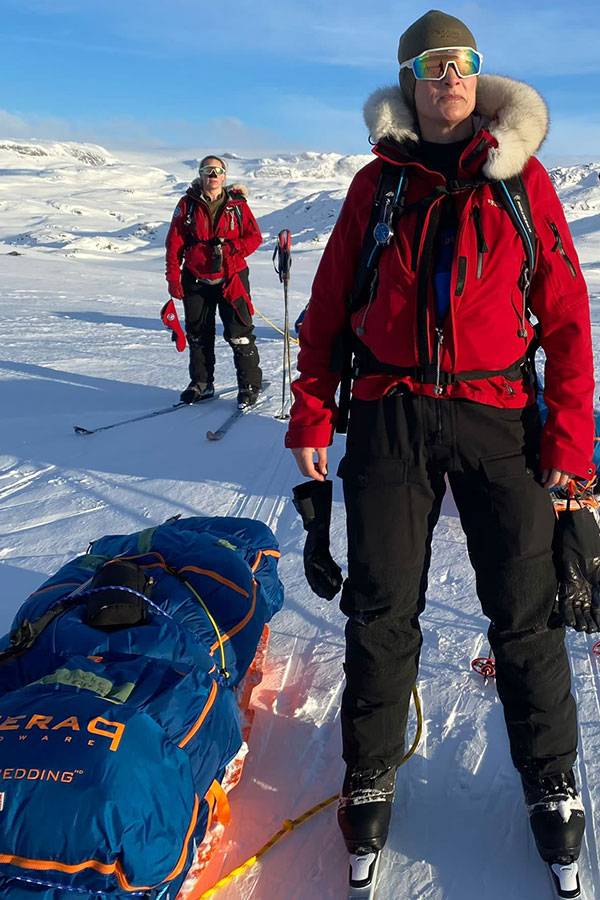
[182,267,261,389]
[338,391,576,779]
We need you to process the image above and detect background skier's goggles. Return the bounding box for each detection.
[199,166,226,176]
[399,47,483,80]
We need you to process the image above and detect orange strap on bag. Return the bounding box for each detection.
[204,780,231,830]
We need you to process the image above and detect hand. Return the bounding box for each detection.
[292,447,328,481]
[168,280,184,300]
[542,468,571,489]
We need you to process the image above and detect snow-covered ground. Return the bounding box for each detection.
[0,140,599,899]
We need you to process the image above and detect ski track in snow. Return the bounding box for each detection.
[0,141,599,899]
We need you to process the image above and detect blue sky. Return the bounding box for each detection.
[1,0,598,164]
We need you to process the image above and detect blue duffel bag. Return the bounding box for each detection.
[0,516,283,898]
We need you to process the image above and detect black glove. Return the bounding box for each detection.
[292,480,343,601]
[553,506,600,632]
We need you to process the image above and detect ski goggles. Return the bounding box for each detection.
[399,47,483,80]
[199,165,226,176]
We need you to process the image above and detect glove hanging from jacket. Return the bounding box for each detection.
[292,479,343,601]
[160,298,186,352]
[553,504,600,632]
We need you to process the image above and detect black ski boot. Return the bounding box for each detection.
[522,769,585,898]
[338,766,396,855]
[237,385,260,409]
[180,382,215,404]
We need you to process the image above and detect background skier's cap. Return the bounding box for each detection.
[398,10,478,111]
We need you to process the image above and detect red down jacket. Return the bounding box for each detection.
[285,76,595,479]
[165,181,262,311]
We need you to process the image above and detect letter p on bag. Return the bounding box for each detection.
[88,717,126,752]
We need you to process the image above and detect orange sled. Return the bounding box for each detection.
[178,624,270,899]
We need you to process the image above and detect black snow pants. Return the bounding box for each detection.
[182,267,262,390]
[338,390,577,780]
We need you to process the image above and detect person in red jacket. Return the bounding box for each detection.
[165,155,263,407]
[287,9,594,884]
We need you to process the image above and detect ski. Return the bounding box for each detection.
[548,861,581,899]
[347,851,381,899]
[206,395,267,442]
[206,383,270,442]
[74,386,236,436]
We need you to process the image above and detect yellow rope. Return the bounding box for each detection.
[183,578,228,677]
[253,305,299,345]
[196,684,423,898]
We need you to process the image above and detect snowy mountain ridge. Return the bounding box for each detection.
[0,139,598,258]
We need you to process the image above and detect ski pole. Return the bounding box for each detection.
[272,229,293,420]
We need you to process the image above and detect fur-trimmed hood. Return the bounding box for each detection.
[363,75,548,180]
[188,179,249,200]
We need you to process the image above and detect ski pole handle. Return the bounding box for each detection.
[273,229,292,285]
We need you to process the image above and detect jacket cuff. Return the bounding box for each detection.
[539,436,595,481]
[284,424,334,449]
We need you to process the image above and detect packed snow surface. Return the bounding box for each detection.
[1,139,600,899]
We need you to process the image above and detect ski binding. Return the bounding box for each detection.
[549,861,581,899]
[347,851,381,899]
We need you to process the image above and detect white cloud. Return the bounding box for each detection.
[0,110,31,136]
[0,109,76,140]
[0,107,301,156]
[76,1,600,77]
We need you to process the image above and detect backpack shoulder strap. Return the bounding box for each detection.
[349,162,408,314]
[336,162,407,433]
[495,175,537,278]
[233,203,243,231]
[494,175,540,387]
[183,197,200,248]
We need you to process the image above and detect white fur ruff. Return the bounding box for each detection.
[363,74,549,179]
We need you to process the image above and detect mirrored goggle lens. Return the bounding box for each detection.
[199,166,226,175]
[413,48,482,79]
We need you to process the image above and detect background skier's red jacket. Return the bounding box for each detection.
[285,76,595,479]
[165,182,262,310]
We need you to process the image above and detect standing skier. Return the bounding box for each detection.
[165,155,263,408]
[287,9,594,896]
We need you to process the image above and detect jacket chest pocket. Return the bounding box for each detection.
[547,220,577,278]
[471,205,488,278]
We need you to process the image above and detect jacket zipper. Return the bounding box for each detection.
[471,206,488,278]
[434,327,445,396]
[455,256,467,296]
[548,221,577,278]
[416,200,442,366]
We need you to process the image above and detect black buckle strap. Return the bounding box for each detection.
[1,597,79,666]
[352,355,531,386]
